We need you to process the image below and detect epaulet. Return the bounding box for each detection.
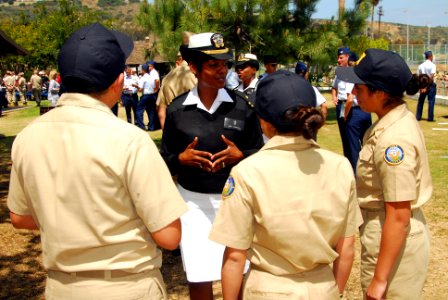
[230,88,255,108]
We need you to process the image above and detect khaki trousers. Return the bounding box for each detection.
[360,208,430,299]
[46,269,167,300]
[243,266,340,300]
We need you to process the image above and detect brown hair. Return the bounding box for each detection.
[277,106,324,140]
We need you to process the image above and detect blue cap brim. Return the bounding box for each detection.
[335,67,365,84]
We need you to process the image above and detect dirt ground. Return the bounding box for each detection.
[1,106,447,299]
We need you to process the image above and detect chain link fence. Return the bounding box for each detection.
[390,44,448,97]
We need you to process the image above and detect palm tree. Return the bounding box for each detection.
[370,0,380,38]
[338,0,345,20]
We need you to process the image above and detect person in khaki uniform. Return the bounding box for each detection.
[30,69,42,106]
[4,70,15,104]
[336,49,432,300]
[156,45,197,130]
[209,70,362,299]
[16,72,27,105]
[8,23,188,300]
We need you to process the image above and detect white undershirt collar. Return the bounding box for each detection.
[183,86,233,114]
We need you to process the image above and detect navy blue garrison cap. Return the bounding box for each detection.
[424,50,433,58]
[349,52,359,62]
[295,61,308,74]
[255,70,316,131]
[337,47,350,56]
[58,23,134,93]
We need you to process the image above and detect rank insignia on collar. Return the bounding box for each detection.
[222,175,235,199]
[384,145,404,165]
[211,33,225,49]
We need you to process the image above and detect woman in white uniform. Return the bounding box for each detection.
[336,48,432,300]
[160,32,263,299]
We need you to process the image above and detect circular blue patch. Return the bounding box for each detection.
[384,145,405,165]
[222,176,235,199]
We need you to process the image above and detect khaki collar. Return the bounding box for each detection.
[365,104,408,140]
[57,93,114,115]
[262,135,320,152]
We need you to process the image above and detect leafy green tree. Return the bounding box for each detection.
[0,0,111,70]
[136,0,321,63]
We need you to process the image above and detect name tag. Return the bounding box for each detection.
[224,117,244,131]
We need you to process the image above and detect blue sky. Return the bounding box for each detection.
[313,0,448,27]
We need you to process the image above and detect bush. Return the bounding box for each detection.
[97,0,124,7]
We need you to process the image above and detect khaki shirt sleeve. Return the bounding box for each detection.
[209,168,254,250]
[156,88,165,107]
[374,135,418,202]
[343,176,363,237]
[125,133,188,232]
[7,163,32,216]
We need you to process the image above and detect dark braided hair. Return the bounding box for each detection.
[277,106,324,140]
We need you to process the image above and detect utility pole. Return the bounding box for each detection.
[370,4,375,39]
[404,9,409,62]
[378,6,384,37]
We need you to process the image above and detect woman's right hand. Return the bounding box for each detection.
[178,137,213,172]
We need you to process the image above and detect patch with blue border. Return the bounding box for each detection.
[384,145,404,165]
[222,176,235,199]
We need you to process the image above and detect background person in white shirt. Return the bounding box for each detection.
[416,50,437,122]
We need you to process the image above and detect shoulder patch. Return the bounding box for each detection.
[222,175,236,199]
[384,145,404,165]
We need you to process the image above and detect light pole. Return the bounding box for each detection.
[403,9,409,62]
[427,24,431,50]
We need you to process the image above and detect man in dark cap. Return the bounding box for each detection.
[7,23,187,299]
[416,50,437,121]
[331,47,371,173]
[259,54,278,80]
[135,60,160,131]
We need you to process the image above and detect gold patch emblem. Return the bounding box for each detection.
[211,33,225,49]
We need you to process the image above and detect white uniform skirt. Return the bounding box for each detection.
[177,184,249,283]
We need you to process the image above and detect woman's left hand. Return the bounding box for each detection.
[210,135,244,173]
[366,278,387,300]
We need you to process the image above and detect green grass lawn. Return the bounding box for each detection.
[0,96,447,299]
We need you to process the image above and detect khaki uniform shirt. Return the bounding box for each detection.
[17,76,27,91]
[156,61,197,108]
[8,93,188,273]
[30,74,42,90]
[210,135,361,275]
[357,104,432,210]
[4,74,15,91]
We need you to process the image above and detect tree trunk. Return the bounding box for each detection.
[338,0,345,20]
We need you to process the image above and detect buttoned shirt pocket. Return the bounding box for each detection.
[357,138,384,208]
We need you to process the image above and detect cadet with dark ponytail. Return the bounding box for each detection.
[210,70,362,299]
[337,49,432,300]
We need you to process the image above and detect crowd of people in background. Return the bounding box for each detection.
[1,69,54,109]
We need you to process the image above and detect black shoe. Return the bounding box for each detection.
[428,119,436,122]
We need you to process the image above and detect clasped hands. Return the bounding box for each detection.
[178,135,244,173]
